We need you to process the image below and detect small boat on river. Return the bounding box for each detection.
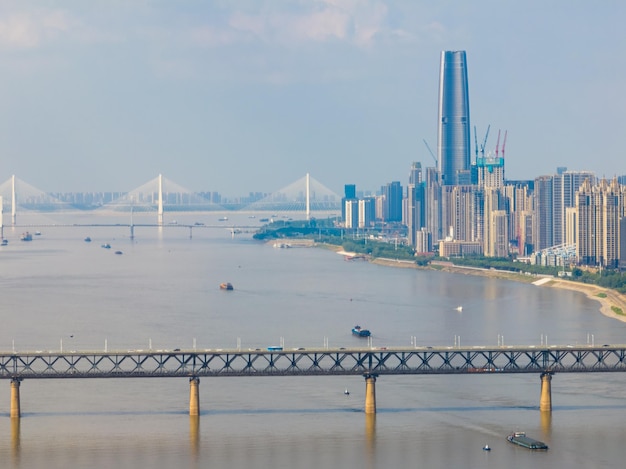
[352,325,371,337]
[506,432,548,450]
[20,232,33,241]
[220,282,234,290]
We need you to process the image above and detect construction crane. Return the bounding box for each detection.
[423,139,437,166]
[474,126,479,159]
[495,129,501,158]
[501,130,508,158]
[479,125,490,157]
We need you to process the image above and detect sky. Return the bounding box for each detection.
[0,1,625,197]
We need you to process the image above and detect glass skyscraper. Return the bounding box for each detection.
[437,50,471,186]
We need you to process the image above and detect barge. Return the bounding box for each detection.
[506,432,548,450]
[352,325,371,337]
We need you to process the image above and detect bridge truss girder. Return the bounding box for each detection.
[2,346,626,379]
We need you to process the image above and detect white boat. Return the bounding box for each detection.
[455,306,463,312]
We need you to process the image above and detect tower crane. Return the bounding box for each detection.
[495,129,501,158]
[423,139,438,166]
[479,125,490,157]
[474,126,479,159]
[501,130,508,158]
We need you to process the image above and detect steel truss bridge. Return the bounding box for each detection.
[2,344,626,379]
[4,344,626,417]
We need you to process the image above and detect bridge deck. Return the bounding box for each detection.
[1,345,625,379]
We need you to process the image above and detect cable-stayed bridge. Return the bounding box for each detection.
[0,174,342,224]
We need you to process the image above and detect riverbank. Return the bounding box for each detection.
[297,242,626,323]
[367,254,626,323]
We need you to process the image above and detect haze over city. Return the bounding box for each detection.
[0,1,624,196]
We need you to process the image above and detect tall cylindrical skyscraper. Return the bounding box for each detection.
[437,51,471,186]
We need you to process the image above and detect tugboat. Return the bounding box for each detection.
[506,432,548,450]
[352,325,371,337]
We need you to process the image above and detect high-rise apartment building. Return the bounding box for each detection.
[533,176,554,252]
[382,181,403,222]
[342,184,357,223]
[576,178,623,267]
[552,171,595,246]
[405,162,425,246]
[437,51,471,186]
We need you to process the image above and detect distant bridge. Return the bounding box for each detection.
[3,344,625,417]
[0,173,342,222]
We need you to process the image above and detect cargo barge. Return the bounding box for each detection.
[506,432,548,450]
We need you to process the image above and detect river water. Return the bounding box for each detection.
[1,211,626,468]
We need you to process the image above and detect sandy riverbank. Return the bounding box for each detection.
[284,241,626,323]
[367,255,626,323]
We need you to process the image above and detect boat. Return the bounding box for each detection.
[352,325,371,337]
[455,306,463,312]
[344,388,350,395]
[20,232,33,241]
[220,282,234,290]
[218,217,228,222]
[84,237,92,242]
[114,250,123,255]
[259,218,269,222]
[101,243,111,249]
[506,432,548,450]
[1,239,7,246]
[483,444,491,451]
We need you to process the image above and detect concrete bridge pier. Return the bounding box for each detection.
[189,377,200,416]
[539,372,553,412]
[10,378,22,419]
[364,374,378,414]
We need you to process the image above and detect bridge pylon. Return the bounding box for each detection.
[364,373,378,414]
[10,378,22,419]
[539,371,553,412]
[189,377,200,416]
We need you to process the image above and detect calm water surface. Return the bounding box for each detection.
[1,212,626,468]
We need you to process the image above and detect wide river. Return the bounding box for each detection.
[1,211,626,469]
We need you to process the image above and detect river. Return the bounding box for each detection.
[1,211,625,468]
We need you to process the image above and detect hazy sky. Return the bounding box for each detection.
[1,1,625,197]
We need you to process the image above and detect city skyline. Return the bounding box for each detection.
[1,2,625,196]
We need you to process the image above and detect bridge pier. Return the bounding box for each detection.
[539,372,552,412]
[364,374,377,414]
[10,378,21,419]
[189,377,200,416]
